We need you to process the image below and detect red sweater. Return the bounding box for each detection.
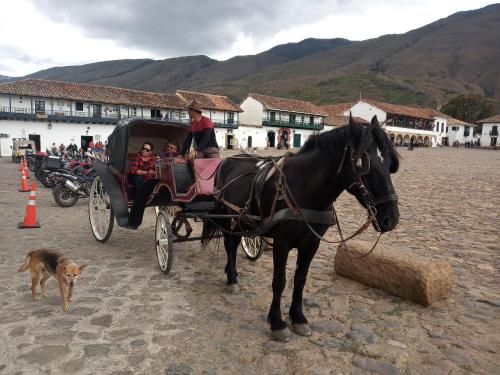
[181,116,218,154]
[129,152,156,179]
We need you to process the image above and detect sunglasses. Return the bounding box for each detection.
[142,147,152,152]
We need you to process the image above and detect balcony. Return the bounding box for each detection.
[386,116,434,131]
[0,106,191,126]
[262,118,324,131]
[0,106,36,120]
[214,120,239,129]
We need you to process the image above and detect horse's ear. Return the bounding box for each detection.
[371,115,380,126]
[349,112,354,125]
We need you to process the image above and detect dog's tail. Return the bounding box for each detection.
[17,253,31,272]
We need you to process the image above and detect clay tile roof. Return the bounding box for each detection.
[443,116,475,126]
[362,98,433,120]
[176,90,242,112]
[248,93,327,116]
[323,114,369,127]
[477,113,500,123]
[0,78,186,109]
[319,102,356,116]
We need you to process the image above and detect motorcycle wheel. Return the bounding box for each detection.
[53,185,79,207]
[41,173,53,188]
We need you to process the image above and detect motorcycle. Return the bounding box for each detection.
[52,168,96,207]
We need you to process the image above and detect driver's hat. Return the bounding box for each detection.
[186,99,203,113]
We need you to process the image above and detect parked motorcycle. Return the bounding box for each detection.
[52,169,96,207]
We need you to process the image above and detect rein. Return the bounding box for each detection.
[213,144,396,259]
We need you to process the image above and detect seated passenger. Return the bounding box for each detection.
[159,142,179,158]
[128,142,156,196]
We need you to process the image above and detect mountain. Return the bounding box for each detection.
[20,4,500,107]
[0,75,12,82]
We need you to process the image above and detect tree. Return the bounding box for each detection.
[442,95,496,123]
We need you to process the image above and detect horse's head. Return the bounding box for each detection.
[343,115,400,232]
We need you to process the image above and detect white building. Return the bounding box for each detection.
[444,117,476,145]
[321,98,477,147]
[0,79,243,157]
[0,79,189,156]
[239,93,327,149]
[477,114,500,147]
[176,90,242,149]
[343,99,439,146]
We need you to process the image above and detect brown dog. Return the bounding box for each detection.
[18,249,87,312]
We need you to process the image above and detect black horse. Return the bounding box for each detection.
[202,115,400,342]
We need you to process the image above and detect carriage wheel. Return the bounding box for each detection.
[155,205,177,217]
[89,176,114,242]
[155,210,174,274]
[241,236,265,260]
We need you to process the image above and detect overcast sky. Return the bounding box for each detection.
[0,0,496,77]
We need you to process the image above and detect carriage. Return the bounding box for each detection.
[88,119,265,274]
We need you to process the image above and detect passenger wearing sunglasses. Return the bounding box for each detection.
[128,142,156,194]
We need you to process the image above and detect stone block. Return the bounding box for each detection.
[334,240,453,306]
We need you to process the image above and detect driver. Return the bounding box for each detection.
[180,100,220,159]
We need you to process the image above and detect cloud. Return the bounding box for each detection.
[32,0,351,57]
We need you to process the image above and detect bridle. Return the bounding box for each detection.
[303,143,398,258]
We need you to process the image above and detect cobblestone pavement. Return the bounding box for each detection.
[0,148,499,375]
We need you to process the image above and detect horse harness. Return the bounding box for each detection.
[213,151,396,258]
[214,155,336,238]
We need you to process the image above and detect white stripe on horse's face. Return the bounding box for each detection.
[377,147,385,163]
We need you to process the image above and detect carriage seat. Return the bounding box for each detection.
[193,158,223,195]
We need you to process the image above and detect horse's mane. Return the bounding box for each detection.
[298,126,351,156]
[298,122,400,162]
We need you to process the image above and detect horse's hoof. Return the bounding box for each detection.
[272,328,291,342]
[292,323,312,337]
[225,284,239,294]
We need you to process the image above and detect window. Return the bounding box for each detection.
[435,122,439,132]
[446,126,449,133]
[270,112,276,122]
[310,116,314,125]
[35,100,45,114]
[151,109,161,119]
[289,114,296,124]
[227,112,234,124]
[464,126,470,137]
[93,104,102,117]
[19,96,23,103]
[131,107,137,117]
[441,124,444,133]
[75,102,84,111]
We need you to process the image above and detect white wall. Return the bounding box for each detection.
[236,126,268,148]
[0,119,116,156]
[345,101,388,123]
[432,117,448,146]
[447,124,475,144]
[240,97,264,126]
[480,123,499,147]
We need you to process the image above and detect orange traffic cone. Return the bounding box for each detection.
[19,168,30,192]
[18,182,41,229]
[23,159,30,179]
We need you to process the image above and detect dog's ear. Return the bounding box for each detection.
[79,264,87,272]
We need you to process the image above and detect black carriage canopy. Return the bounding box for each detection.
[106,118,189,173]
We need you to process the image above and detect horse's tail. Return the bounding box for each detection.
[201,218,222,249]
